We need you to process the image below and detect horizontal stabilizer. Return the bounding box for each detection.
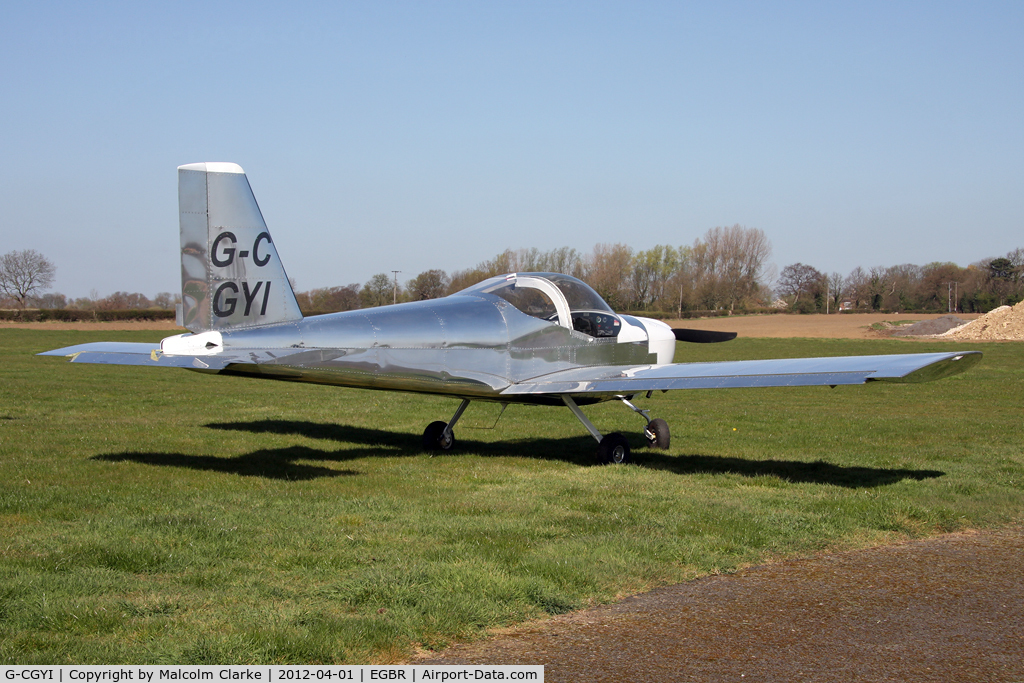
[38,342,161,357]
[502,351,982,395]
[39,342,237,369]
[38,342,331,372]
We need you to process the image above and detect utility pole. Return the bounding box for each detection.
[391,271,401,305]
[944,282,961,313]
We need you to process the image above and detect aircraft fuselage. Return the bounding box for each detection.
[182,292,661,406]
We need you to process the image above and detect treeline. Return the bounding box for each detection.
[0,290,180,311]
[776,251,1024,314]
[298,227,1023,316]
[7,230,1023,317]
[0,308,176,322]
[298,225,775,315]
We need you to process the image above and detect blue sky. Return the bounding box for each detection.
[2,1,1021,298]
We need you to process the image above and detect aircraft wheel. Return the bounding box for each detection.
[644,418,670,449]
[422,421,455,452]
[597,433,631,464]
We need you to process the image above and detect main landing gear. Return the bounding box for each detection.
[562,395,671,465]
[422,396,671,465]
[422,399,471,452]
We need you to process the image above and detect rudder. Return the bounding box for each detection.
[178,162,303,332]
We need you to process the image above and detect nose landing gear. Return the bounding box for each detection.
[561,395,671,464]
[644,418,671,450]
[620,397,671,450]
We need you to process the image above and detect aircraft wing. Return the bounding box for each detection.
[501,351,983,395]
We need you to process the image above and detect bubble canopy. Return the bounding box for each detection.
[461,273,611,311]
[459,273,620,337]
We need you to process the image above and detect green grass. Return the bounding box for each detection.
[1,329,1022,663]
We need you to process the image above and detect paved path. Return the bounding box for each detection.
[422,528,1024,682]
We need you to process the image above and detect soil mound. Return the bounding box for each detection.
[938,300,1024,341]
[890,315,967,337]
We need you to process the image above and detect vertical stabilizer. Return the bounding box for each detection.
[178,162,303,332]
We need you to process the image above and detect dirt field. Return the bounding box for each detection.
[0,320,184,331]
[2,313,980,338]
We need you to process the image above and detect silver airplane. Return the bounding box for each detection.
[41,162,982,464]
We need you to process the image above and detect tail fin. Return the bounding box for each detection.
[178,162,303,332]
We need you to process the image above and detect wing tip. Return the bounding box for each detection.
[874,350,983,384]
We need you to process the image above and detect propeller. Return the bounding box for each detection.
[671,328,738,344]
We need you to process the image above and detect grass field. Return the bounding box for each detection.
[1,328,1021,664]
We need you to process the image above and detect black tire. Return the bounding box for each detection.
[644,418,670,449]
[422,420,455,451]
[597,433,631,464]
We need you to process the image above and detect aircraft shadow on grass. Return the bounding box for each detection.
[92,448,360,481]
[103,418,946,488]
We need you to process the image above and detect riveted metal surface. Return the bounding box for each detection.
[500,351,982,395]
[178,168,210,331]
[179,164,302,333]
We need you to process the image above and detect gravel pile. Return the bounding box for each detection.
[938,300,1024,341]
[889,315,968,336]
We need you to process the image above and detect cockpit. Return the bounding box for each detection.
[459,273,621,338]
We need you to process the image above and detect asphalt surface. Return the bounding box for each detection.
[422,528,1024,682]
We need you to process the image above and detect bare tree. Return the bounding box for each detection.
[827,271,844,311]
[153,292,180,310]
[542,246,585,278]
[1006,247,1024,287]
[689,226,772,311]
[880,264,922,312]
[0,249,56,307]
[841,267,863,309]
[583,243,633,310]
[97,292,152,310]
[667,245,697,315]
[479,247,585,278]
[293,285,360,313]
[866,266,889,311]
[34,292,67,309]
[481,250,515,276]
[715,225,772,311]
[777,263,824,308]
[508,247,543,272]
[446,268,490,294]
[629,245,680,310]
